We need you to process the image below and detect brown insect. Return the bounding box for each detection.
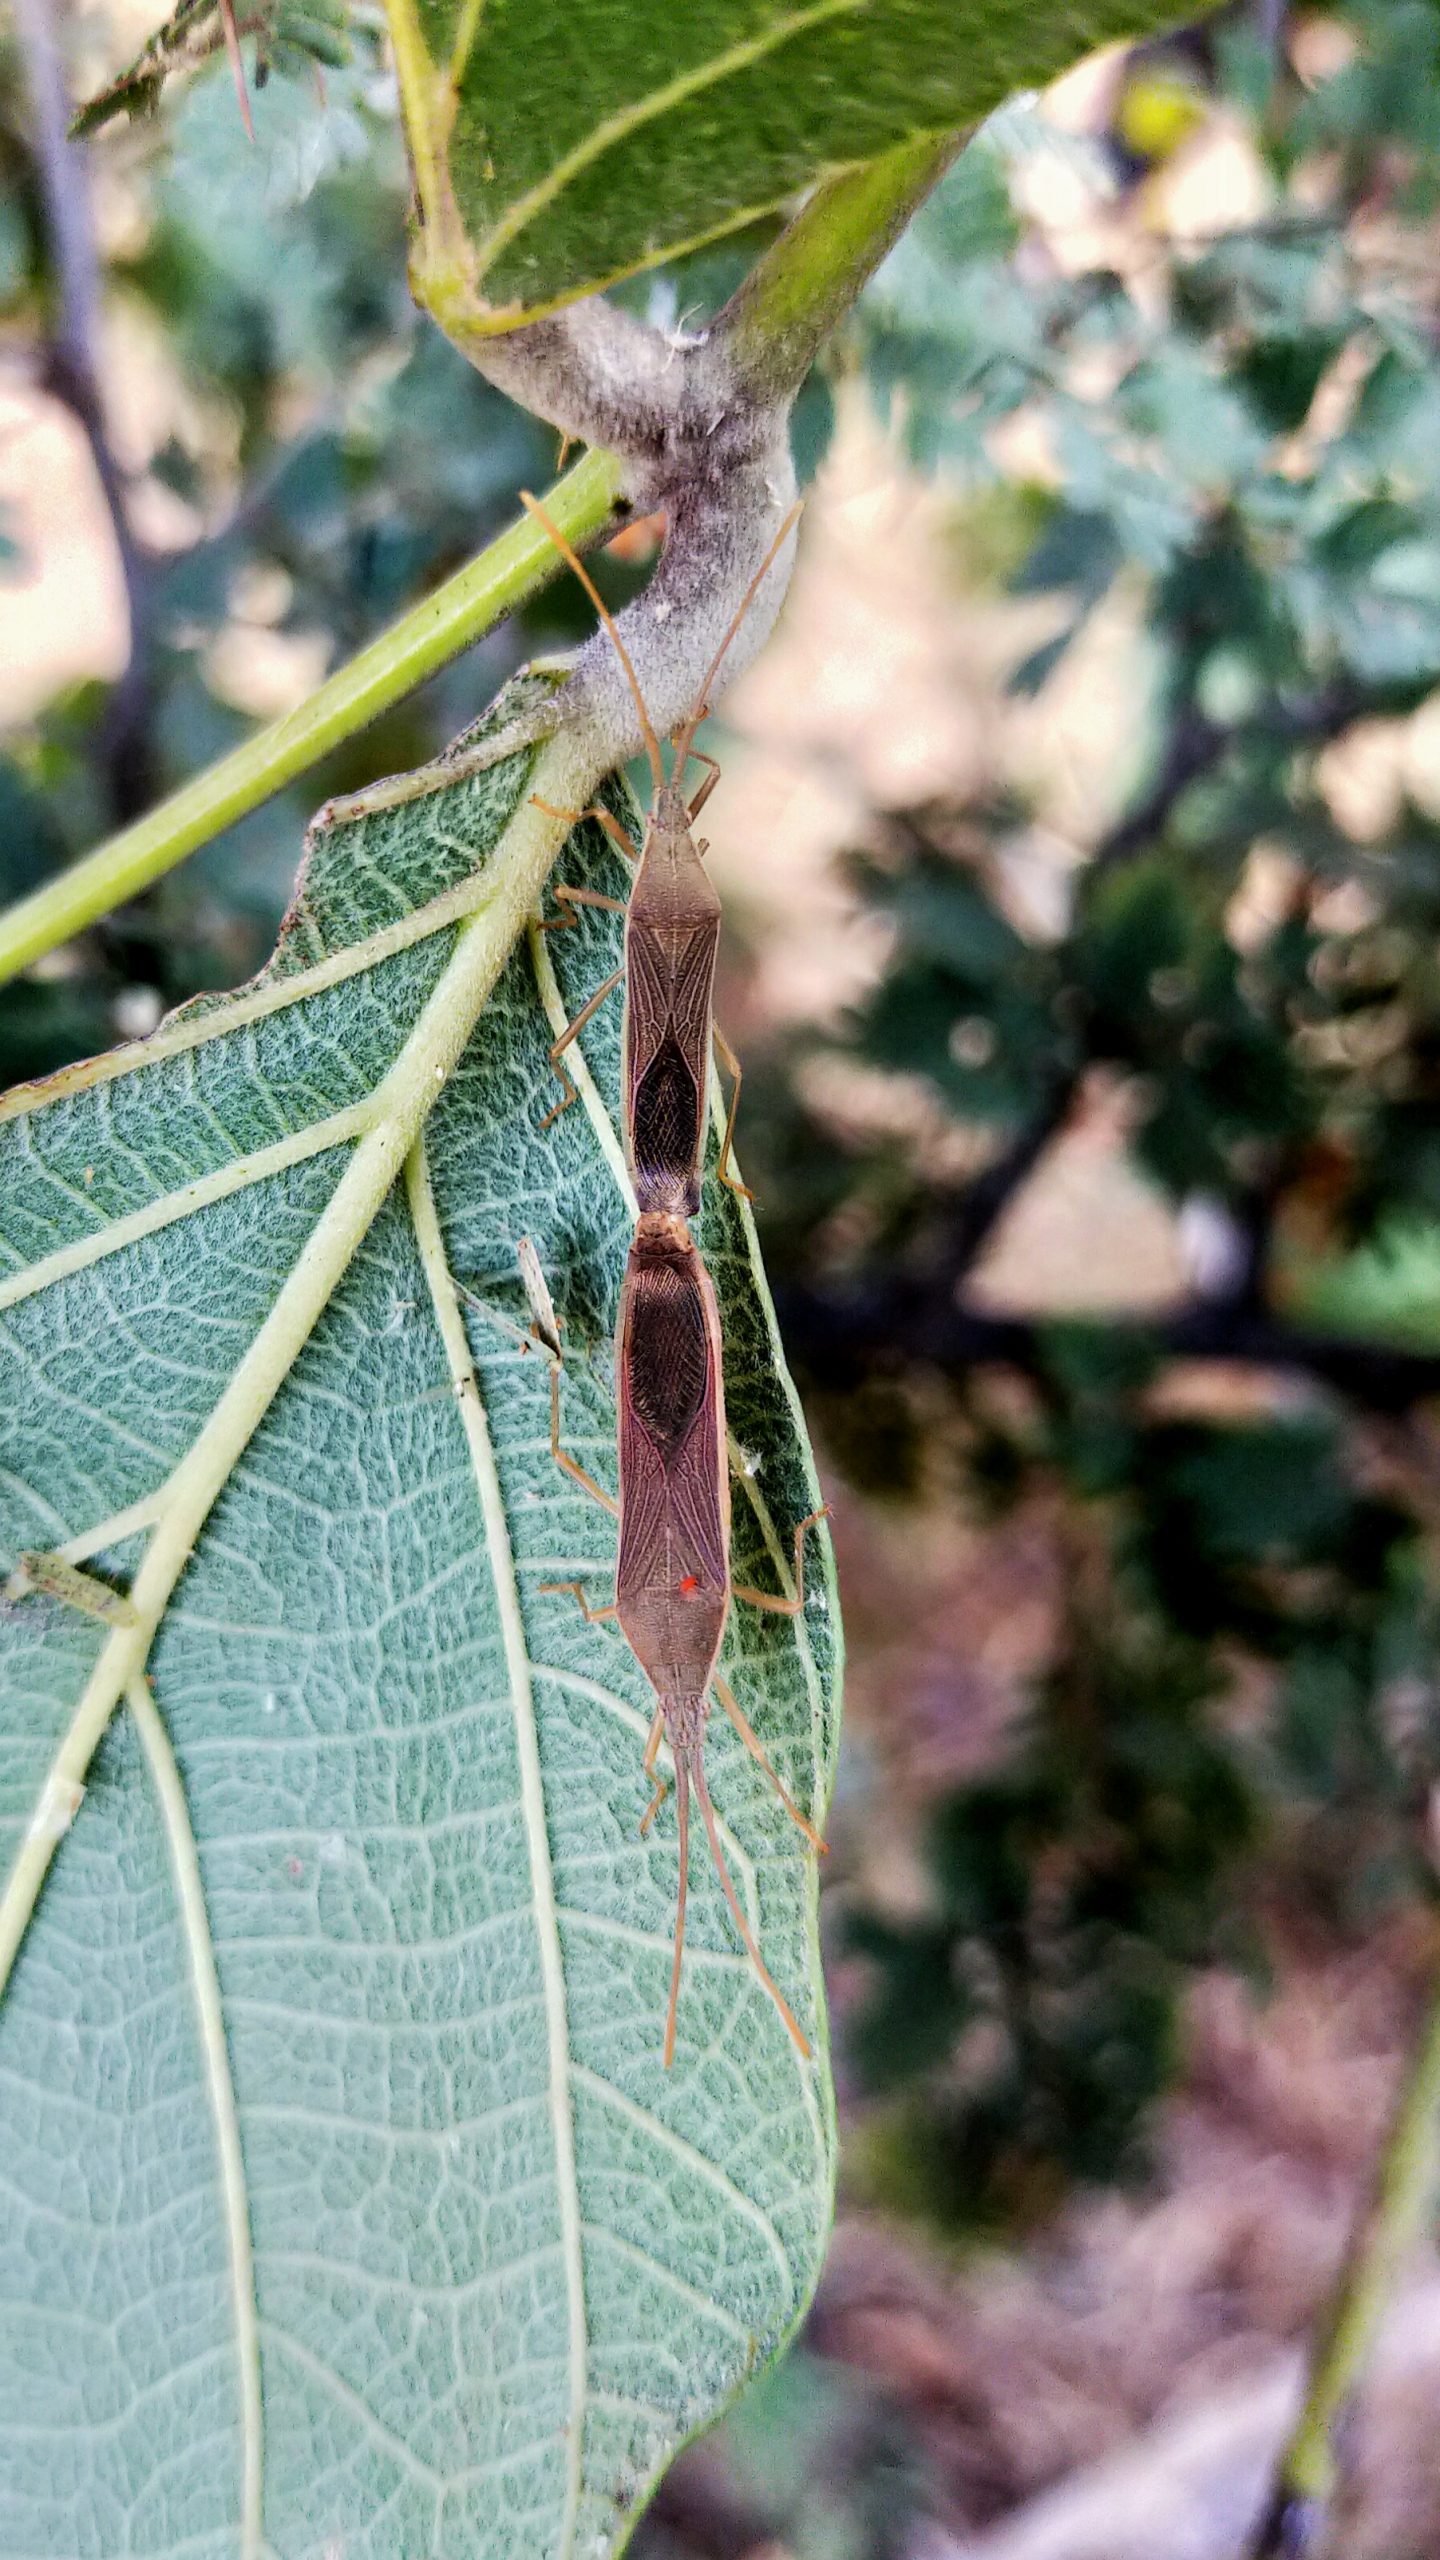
[519,490,801,1218]
[534,1217,827,2068]
[510,492,826,2065]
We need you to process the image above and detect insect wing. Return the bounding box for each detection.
[614,1234,728,1699]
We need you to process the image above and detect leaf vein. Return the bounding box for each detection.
[0,1105,369,1313]
[579,2225,749,2342]
[126,1675,265,2560]
[568,2060,792,2290]
[404,1137,588,2555]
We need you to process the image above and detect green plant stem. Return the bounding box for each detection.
[1251,1958,1440,2554]
[0,445,623,989]
[717,131,964,402]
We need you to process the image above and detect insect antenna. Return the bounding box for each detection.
[670,499,805,783]
[519,490,666,797]
[663,1756,691,2071]
[689,1751,810,2061]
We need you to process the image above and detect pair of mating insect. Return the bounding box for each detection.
[514,495,826,2070]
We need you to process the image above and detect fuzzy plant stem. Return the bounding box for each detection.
[395,122,964,790]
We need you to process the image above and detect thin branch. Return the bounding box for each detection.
[15,0,154,816]
[1091,684,1360,875]
[1090,707,1228,876]
[779,1281,1440,1413]
[69,0,237,136]
[848,671,1368,1317]
[1248,1962,1440,2556]
[933,1074,1079,1283]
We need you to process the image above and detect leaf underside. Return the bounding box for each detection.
[0,686,840,2558]
[416,0,1203,322]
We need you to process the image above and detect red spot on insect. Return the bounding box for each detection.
[678,1574,699,1595]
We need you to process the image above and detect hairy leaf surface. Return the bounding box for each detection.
[0,683,840,2558]
[411,0,1201,323]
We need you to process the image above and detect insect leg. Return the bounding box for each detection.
[536,884,629,936]
[503,1248,617,1526]
[639,1705,668,1833]
[539,967,624,1130]
[731,1506,830,1616]
[545,1362,619,1516]
[454,1239,566,1378]
[684,751,722,821]
[711,1673,826,1854]
[663,1759,691,2070]
[712,1023,754,1202]
[454,1283,544,1358]
[529,798,640,862]
[538,1579,620,1624]
[689,1754,809,2061]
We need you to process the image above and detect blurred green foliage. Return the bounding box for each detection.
[750,4,1440,2225]
[839,1342,1434,2224]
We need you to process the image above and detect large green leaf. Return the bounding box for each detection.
[409,0,1200,323]
[0,681,840,2557]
